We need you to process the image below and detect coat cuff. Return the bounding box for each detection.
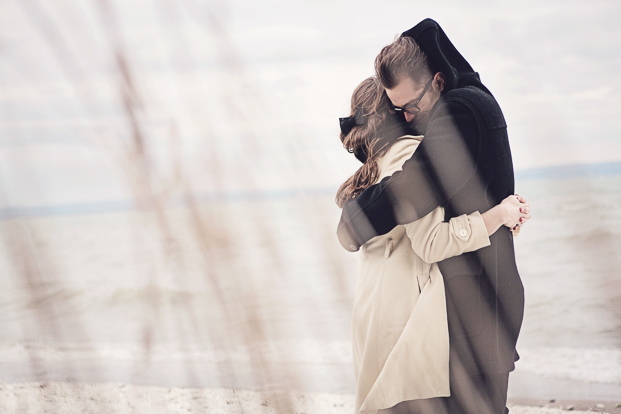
[450,211,491,250]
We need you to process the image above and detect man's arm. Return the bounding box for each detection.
[337,98,482,251]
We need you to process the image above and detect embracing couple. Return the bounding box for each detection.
[336,19,529,414]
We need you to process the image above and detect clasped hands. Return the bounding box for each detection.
[502,194,530,236]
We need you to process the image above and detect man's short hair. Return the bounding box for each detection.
[375,36,435,90]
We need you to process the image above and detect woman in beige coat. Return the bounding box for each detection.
[336,77,529,414]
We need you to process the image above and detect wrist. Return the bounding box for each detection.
[482,206,504,236]
[500,204,512,227]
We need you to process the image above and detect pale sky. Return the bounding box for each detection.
[1,0,620,208]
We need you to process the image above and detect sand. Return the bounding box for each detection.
[0,382,618,414]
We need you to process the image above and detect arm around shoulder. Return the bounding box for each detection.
[337,99,483,252]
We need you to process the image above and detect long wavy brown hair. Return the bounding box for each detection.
[336,77,394,208]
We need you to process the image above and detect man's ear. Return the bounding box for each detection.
[434,72,446,93]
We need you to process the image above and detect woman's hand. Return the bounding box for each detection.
[481,194,530,236]
[500,194,530,230]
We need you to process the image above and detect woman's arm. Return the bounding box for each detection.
[404,195,530,264]
[404,208,491,264]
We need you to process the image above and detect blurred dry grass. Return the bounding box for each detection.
[0,0,353,412]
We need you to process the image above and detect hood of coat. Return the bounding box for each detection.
[402,19,492,96]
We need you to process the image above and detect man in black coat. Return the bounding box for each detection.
[337,19,526,414]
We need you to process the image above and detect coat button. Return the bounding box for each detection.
[349,244,357,251]
[458,229,468,238]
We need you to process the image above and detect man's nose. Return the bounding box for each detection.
[404,112,415,123]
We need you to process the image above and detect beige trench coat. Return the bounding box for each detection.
[352,136,491,414]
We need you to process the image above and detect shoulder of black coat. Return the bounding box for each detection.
[442,86,507,130]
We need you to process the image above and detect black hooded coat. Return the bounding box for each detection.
[337,19,524,375]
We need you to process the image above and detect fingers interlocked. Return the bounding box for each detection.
[513,194,531,230]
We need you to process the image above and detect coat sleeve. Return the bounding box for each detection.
[404,208,490,264]
[337,99,482,251]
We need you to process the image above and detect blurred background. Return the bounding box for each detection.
[0,0,620,406]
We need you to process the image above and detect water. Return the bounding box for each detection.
[514,175,621,349]
[0,174,620,396]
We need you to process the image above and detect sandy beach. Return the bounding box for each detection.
[1,382,619,414]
